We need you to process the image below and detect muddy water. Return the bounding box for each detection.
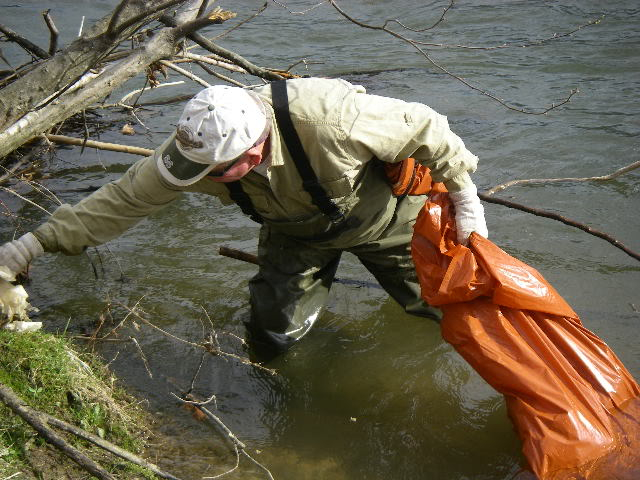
[1,1,639,478]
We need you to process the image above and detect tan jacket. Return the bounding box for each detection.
[34,78,478,255]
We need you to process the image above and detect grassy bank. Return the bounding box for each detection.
[0,329,156,479]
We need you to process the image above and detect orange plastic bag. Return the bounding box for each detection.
[411,185,640,479]
[383,157,433,196]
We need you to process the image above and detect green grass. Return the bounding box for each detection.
[0,330,155,478]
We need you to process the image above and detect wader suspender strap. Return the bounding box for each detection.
[271,80,345,224]
[223,181,263,224]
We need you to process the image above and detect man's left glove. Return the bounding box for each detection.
[449,185,488,246]
[0,233,44,275]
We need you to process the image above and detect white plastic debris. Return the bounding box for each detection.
[3,321,42,332]
[0,266,40,331]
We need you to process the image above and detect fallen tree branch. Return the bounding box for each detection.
[108,298,277,374]
[43,134,153,157]
[0,381,184,480]
[159,59,210,87]
[0,23,50,60]
[0,1,237,158]
[42,412,183,480]
[219,245,383,289]
[0,382,114,480]
[159,13,283,81]
[42,9,59,57]
[478,193,640,262]
[484,160,640,195]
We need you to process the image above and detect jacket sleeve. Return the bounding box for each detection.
[344,91,478,192]
[33,155,183,255]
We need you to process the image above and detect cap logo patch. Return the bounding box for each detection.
[176,124,203,150]
[162,154,173,169]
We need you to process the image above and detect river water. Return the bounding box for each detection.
[1,1,639,479]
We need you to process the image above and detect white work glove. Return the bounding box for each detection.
[0,233,44,275]
[449,185,488,246]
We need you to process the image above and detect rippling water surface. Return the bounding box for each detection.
[1,1,638,478]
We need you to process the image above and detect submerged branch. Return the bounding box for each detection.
[172,393,275,480]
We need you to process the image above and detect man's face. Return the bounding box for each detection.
[207,138,269,183]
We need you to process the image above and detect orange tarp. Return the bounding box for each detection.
[411,187,640,479]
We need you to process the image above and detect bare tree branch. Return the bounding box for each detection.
[484,160,640,195]
[160,59,210,87]
[159,14,284,81]
[42,9,59,56]
[210,1,269,40]
[478,193,640,262]
[0,23,50,60]
[271,0,328,16]
[0,382,114,480]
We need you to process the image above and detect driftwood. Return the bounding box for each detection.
[0,381,183,480]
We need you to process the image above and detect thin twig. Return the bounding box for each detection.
[210,1,269,40]
[194,61,248,87]
[110,0,187,37]
[116,80,185,106]
[328,0,580,115]
[159,59,210,87]
[107,0,131,36]
[412,16,605,50]
[159,14,283,81]
[0,186,53,215]
[271,0,328,15]
[129,336,153,378]
[173,394,275,479]
[197,0,211,19]
[23,179,64,207]
[0,148,41,185]
[112,299,277,374]
[180,52,246,73]
[101,296,146,340]
[384,0,454,32]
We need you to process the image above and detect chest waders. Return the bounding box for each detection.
[225,80,442,361]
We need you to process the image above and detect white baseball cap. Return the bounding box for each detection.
[157,85,267,186]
